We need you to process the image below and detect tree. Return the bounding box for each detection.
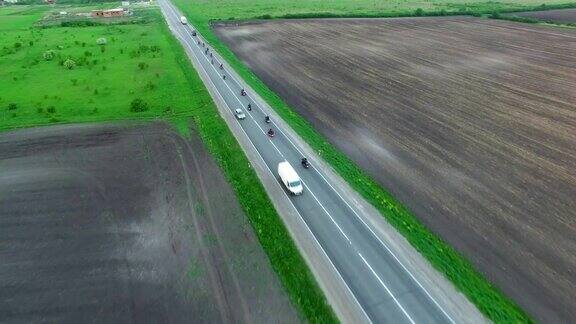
[130,98,149,112]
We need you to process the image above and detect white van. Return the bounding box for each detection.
[180,16,188,24]
[278,161,303,195]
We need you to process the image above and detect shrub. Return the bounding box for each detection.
[46,106,56,114]
[415,8,424,16]
[84,51,92,57]
[7,103,17,111]
[130,98,149,112]
[14,42,22,49]
[71,78,78,86]
[63,59,76,70]
[145,81,156,91]
[100,46,106,53]
[43,50,55,61]
[36,107,44,114]
[138,62,148,70]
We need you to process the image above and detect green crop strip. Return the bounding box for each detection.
[0,5,336,322]
[167,0,576,322]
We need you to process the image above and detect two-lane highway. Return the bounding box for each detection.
[159,2,466,322]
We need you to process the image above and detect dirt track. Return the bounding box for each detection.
[510,8,576,23]
[214,17,576,322]
[0,122,299,323]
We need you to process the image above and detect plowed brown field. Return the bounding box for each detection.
[214,17,576,322]
[510,8,576,23]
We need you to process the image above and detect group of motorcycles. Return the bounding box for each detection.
[196,33,310,169]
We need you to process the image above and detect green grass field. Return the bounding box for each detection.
[0,5,336,322]
[0,6,204,131]
[174,0,575,23]
[167,0,576,322]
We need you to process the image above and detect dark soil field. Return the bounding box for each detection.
[0,122,300,323]
[509,8,576,23]
[214,17,576,322]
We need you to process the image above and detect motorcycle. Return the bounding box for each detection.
[267,128,275,137]
[301,158,310,169]
[247,103,252,111]
[265,116,270,123]
[219,64,224,70]
[240,89,247,96]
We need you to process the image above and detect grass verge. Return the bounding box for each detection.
[0,4,337,322]
[170,0,557,322]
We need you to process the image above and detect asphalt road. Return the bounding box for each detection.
[159,3,459,323]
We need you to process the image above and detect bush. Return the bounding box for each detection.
[130,98,149,112]
[138,62,148,70]
[415,8,424,16]
[63,59,76,70]
[42,50,55,61]
[7,103,18,111]
[46,106,56,114]
[144,81,156,91]
[14,42,22,49]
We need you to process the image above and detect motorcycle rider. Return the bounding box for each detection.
[267,128,275,137]
[265,115,270,123]
[247,103,252,111]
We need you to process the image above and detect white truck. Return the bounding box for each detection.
[180,16,188,24]
[278,161,303,195]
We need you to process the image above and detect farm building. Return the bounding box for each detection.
[91,8,125,18]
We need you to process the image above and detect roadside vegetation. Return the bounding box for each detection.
[0,4,336,322]
[166,0,576,322]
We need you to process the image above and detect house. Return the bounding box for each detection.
[91,8,125,18]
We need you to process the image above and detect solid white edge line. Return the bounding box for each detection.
[159,3,372,323]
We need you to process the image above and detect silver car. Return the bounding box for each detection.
[235,108,246,120]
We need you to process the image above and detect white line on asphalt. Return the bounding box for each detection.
[303,183,351,243]
[358,252,416,324]
[159,4,371,322]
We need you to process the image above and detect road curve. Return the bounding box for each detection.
[158,2,481,323]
